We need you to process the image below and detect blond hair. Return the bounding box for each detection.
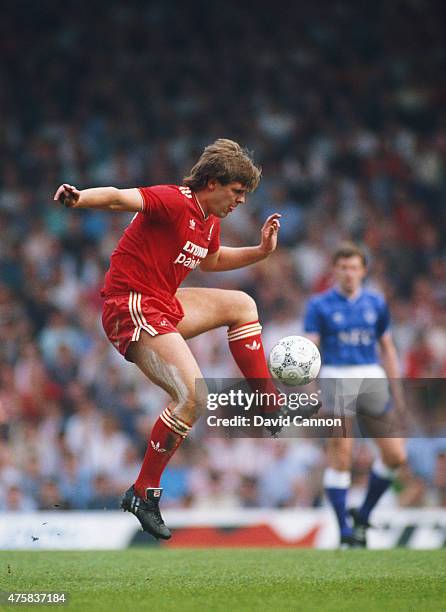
[183,139,261,192]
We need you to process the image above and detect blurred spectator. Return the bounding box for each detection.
[258,441,322,508]
[57,449,92,510]
[160,445,193,508]
[1,485,37,512]
[39,310,83,367]
[237,476,260,508]
[405,331,439,378]
[87,474,119,510]
[37,479,70,511]
[64,397,103,471]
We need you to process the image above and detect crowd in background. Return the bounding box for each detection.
[1,0,446,511]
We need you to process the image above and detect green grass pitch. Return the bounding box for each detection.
[1,549,445,611]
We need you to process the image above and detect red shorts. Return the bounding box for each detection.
[102,291,183,360]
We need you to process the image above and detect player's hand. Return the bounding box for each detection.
[259,213,281,254]
[53,183,81,208]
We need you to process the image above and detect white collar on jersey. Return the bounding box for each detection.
[193,192,208,219]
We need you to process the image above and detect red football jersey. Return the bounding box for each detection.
[101,185,220,316]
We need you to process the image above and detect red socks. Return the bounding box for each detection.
[227,320,279,411]
[134,407,191,496]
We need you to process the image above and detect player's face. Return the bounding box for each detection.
[206,180,247,218]
[334,256,366,295]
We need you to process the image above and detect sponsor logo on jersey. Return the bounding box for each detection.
[338,329,373,346]
[174,253,201,269]
[189,219,196,230]
[332,312,344,324]
[183,241,208,257]
[174,240,209,270]
[160,320,168,327]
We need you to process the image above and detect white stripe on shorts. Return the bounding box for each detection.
[128,291,158,340]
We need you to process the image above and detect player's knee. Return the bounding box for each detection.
[169,380,208,423]
[231,291,258,320]
[382,448,407,469]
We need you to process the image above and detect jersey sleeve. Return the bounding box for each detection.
[376,298,391,338]
[208,219,221,254]
[303,298,323,334]
[137,185,184,222]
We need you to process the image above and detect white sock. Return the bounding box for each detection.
[323,468,351,489]
[372,457,396,480]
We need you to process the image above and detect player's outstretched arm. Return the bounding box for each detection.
[200,214,281,272]
[53,184,143,212]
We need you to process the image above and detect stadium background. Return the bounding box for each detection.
[0,0,445,531]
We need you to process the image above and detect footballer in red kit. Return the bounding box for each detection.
[101,184,221,356]
[54,139,319,540]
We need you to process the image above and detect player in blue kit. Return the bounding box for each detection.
[304,242,406,547]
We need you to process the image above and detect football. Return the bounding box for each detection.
[269,335,321,386]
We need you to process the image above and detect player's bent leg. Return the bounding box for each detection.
[177,288,267,380]
[122,331,206,540]
[351,438,406,546]
[178,285,273,379]
[176,288,301,429]
[126,330,206,424]
[176,287,258,337]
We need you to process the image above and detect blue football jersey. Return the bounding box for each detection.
[303,288,390,365]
